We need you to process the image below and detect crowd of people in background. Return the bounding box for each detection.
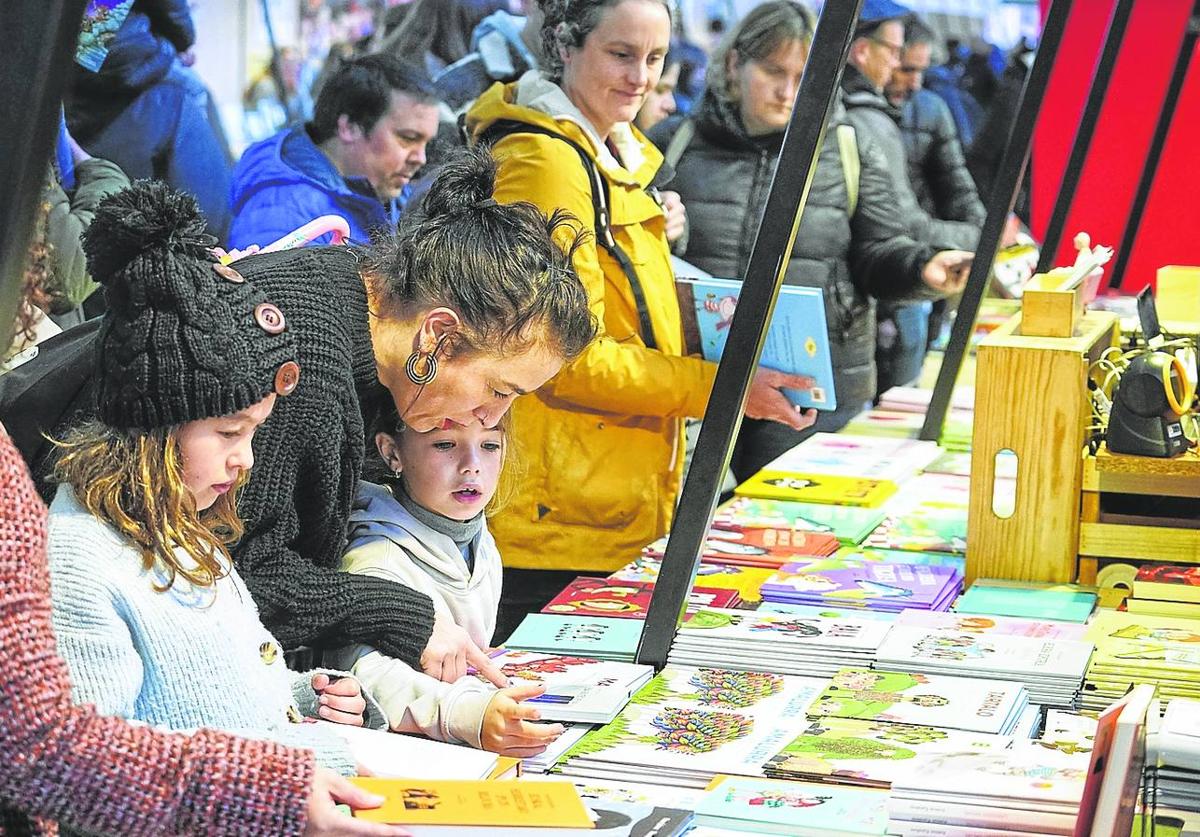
[0,0,1029,832]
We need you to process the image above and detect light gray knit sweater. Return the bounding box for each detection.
[46,485,382,775]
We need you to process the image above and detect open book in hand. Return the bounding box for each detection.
[675,277,837,411]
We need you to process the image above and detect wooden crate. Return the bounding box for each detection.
[966,311,1119,585]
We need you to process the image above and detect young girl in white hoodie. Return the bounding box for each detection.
[331,405,566,757]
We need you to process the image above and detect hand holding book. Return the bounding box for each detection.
[747,368,818,431]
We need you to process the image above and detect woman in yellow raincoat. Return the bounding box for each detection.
[466,0,814,638]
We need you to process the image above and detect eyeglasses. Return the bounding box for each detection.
[869,37,904,59]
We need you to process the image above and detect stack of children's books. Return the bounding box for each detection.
[1080,611,1200,713]
[1147,698,1200,814]
[554,666,824,789]
[805,667,1032,736]
[758,433,942,484]
[875,616,1093,709]
[758,561,962,613]
[734,471,898,508]
[885,740,1089,836]
[862,473,972,557]
[483,649,654,724]
[955,578,1098,623]
[640,527,840,567]
[713,496,887,547]
[666,608,891,678]
[504,614,643,663]
[691,774,889,835]
[1127,564,1200,618]
[540,575,742,618]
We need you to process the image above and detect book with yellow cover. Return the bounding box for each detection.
[734,470,897,508]
[349,779,592,827]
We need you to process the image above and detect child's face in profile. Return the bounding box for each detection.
[177,393,276,512]
[380,422,504,520]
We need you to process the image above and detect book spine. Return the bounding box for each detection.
[888,798,1075,835]
[888,819,1065,837]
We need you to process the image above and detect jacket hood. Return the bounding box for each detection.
[466,71,664,188]
[347,482,479,586]
[230,125,379,216]
[841,65,902,122]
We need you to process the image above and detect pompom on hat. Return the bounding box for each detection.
[83,180,300,430]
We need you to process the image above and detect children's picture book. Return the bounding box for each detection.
[956,580,1098,623]
[895,610,1088,641]
[842,409,927,440]
[714,497,888,545]
[832,546,966,573]
[760,434,942,484]
[762,717,1011,788]
[676,277,836,410]
[76,0,135,71]
[1133,564,1200,604]
[805,668,1027,735]
[403,798,695,836]
[607,557,776,604]
[348,778,592,827]
[755,602,899,622]
[557,667,826,788]
[735,471,898,508]
[1083,612,1200,709]
[541,576,739,619]
[864,513,967,556]
[504,614,644,662]
[324,723,499,780]
[694,775,888,835]
[641,528,839,567]
[760,562,961,612]
[878,626,1093,680]
[484,649,654,724]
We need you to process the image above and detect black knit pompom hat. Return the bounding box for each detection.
[83,180,301,431]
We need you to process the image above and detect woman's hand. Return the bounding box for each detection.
[311,674,366,727]
[480,683,566,758]
[302,768,410,836]
[660,190,688,245]
[922,250,974,295]
[419,610,507,687]
[745,367,818,432]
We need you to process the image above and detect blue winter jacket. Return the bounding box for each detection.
[228,125,400,249]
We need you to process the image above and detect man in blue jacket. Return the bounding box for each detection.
[228,55,439,249]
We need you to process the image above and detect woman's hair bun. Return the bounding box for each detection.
[83,180,212,285]
[418,146,499,217]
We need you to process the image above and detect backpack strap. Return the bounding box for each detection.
[663,118,696,170]
[836,123,860,217]
[478,120,659,350]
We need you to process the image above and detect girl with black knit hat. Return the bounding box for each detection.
[46,182,387,780]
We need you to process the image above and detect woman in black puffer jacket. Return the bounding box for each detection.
[650,0,968,479]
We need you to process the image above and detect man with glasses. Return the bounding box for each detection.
[842,0,981,396]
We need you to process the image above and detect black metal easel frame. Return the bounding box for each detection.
[636,0,865,667]
[1036,0,1134,274]
[1107,0,1200,290]
[921,0,1073,442]
[0,0,89,353]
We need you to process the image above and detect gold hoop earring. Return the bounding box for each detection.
[405,350,437,385]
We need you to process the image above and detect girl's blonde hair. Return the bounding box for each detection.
[52,421,245,591]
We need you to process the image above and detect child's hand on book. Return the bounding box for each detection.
[304,768,411,836]
[480,683,566,758]
[312,673,367,727]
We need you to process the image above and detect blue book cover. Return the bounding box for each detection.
[503,614,643,661]
[76,1,135,71]
[694,775,887,835]
[677,277,837,410]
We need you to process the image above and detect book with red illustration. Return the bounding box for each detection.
[641,528,840,569]
[1133,565,1200,604]
[541,576,740,619]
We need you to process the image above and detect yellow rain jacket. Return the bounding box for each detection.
[466,75,717,571]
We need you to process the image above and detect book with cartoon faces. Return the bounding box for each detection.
[877,626,1093,681]
[895,610,1088,641]
[1087,611,1200,675]
[760,562,961,612]
[678,608,892,654]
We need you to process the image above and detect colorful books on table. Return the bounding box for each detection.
[524,723,593,773]
[676,277,836,410]
[693,775,888,836]
[955,579,1098,624]
[713,497,887,545]
[734,470,898,508]
[402,797,695,836]
[608,557,776,604]
[667,607,891,678]
[1081,611,1200,712]
[894,609,1088,641]
[806,668,1030,735]
[877,385,975,415]
[1133,564,1200,604]
[756,602,899,621]
[348,778,592,827]
[760,433,941,484]
[556,666,825,789]
[541,576,740,619]
[842,408,927,439]
[485,649,653,724]
[761,717,1011,788]
[1146,698,1200,814]
[876,625,1093,709]
[864,473,972,556]
[641,528,839,567]
[325,723,499,780]
[504,614,643,662]
[759,561,961,613]
[832,546,965,573]
[886,741,1088,836]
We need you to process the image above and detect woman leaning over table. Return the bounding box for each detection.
[466,0,818,639]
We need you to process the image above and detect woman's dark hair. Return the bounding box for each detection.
[708,1,815,103]
[309,53,437,145]
[367,145,597,362]
[540,0,671,82]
